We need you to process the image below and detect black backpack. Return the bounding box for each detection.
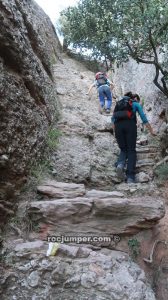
[113,96,136,121]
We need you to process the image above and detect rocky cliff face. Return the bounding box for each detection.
[0,0,61,224]
[112,58,168,127]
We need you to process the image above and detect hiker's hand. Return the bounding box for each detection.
[146,123,157,136]
[151,130,157,136]
[86,92,91,100]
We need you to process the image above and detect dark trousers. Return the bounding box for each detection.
[115,120,137,180]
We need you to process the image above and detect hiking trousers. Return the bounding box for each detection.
[115,119,137,180]
[98,84,112,110]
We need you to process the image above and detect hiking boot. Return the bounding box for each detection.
[116,164,125,180]
[127,177,135,184]
[106,109,111,114]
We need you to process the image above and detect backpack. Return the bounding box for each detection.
[95,72,107,86]
[113,96,136,121]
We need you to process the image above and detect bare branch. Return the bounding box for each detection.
[161,76,168,94]
[148,29,158,63]
[153,156,168,170]
[153,64,165,93]
[143,240,167,264]
[126,41,154,64]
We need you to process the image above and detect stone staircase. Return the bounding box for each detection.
[28,180,164,239]
[1,180,164,300]
[135,142,161,182]
[7,140,162,255]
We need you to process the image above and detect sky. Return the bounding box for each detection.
[35,0,78,24]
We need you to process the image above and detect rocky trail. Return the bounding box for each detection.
[1,54,168,300]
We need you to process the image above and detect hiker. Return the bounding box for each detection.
[133,93,140,103]
[88,72,114,114]
[111,92,156,183]
[133,93,145,133]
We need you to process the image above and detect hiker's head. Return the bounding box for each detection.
[133,94,140,102]
[124,91,133,99]
[95,71,106,79]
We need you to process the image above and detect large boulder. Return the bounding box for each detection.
[0,0,61,224]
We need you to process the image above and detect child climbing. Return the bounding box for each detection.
[88,72,114,114]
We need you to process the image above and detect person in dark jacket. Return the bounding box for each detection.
[111,92,156,183]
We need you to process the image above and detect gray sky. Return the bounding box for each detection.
[35,0,78,24]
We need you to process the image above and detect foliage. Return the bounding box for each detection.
[128,238,141,259]
[155,163,168,180]
[46,128,62,151]
[50,54,57,65]
[21,128,61,194]
[0,251,14,267]
[58,0,168,97]
[67,50,101,72]
[30,159,51,182]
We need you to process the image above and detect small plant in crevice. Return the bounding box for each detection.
[20,127,62,197]
[0,249,14,267]
[46,128,62,151]
[128,238,141,260]
[21,158,53,195]
[31,159,51,181]
[155,163,168,181]
[50,54,57,66]
[8,209,42,241]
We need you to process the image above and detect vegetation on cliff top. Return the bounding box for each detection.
[58,0,168,97]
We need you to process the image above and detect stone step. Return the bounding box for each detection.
[37,181,125,199]
[28,196,165,238]
[137,152,160,161]
[136,145,160,153]
[37,180,86,199]
[12,240,91,260]
[136,159,155,168]
[86,189,124,198]
[135,165,154,177]
[136,171,151,183]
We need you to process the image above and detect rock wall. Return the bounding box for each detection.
[112,58,168,126]
[0,0,61,224]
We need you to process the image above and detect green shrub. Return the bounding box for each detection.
[128,238,141,259]
[31,159,50,179]
[155,163,168,181]
[46,128,62,151]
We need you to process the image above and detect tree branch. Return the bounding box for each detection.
[126,39,168,97]
[126,41,154,64]
[148,29,158,63]
[158,21,168,36]
[153,64,168,96]
[161,76,168,94]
